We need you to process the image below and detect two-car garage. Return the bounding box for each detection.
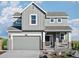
[8,32,42,50]
[13,36,40,50]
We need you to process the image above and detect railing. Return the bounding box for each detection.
[55,39,69,51]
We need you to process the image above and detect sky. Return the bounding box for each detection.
[0,1,79,40]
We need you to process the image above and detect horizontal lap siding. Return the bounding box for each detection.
[22,4,45,30]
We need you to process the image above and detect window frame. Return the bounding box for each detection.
[57,18,62,23]
[59,32,65,42]
[30,14,37,25]
[50,18,55,23]
[13,19,21,26]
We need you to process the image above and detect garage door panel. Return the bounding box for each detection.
[13,36,40,50]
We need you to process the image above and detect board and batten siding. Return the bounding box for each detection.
[22,4,45,30]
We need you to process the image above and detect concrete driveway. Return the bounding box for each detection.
[0,50,40,58]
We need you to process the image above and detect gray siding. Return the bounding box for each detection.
[65,32,69,40]
[45,18,68,26]
[22,4,45,30]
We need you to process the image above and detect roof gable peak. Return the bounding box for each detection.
[20,2,46,14]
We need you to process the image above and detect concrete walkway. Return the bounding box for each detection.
[0,50,40,58]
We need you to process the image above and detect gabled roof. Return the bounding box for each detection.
[20,2,47,14]
[8,26,21,31]
[47,12,68,16]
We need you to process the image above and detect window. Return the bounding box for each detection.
[59,33,64,42]
[13,19,21,29]
[57,18,62,23]
[45,36,50,41]
[50,19,55,23]
[30,14,37,25]
[13,19,21,26]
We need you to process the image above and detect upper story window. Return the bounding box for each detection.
[57,18,62,23]
[13,18,21,29]
[50,18,55,23]
[30,14,37,25]
[13,19,21,26]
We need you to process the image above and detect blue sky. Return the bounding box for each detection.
[0,1,79,40]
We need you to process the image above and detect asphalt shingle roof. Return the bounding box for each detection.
[13,12,21,17]
[45,26,72,31]
[46,12,68,16]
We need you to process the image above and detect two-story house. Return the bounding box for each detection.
[8,2,72,51]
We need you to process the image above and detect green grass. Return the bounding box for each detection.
[2,39,8,50]
[0,37,8,50]
[71,41,79,50]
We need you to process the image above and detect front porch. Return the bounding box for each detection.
[42,32,71,51]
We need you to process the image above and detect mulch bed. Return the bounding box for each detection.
[0,50,6,55]
[39,50,72,58]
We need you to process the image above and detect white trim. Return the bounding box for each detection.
[45,34,53,37]
[11,34,25,36]
[50,18,55,23]
[69,32,71,49]
[45,30,71,32]
[57,18,62,23]
[69,32,71,42]
[27,34,41,36]
[8,30,21,32]
[29,14,37,25]
[11,35,13,50]
[20,2,46,14]
[43,32,45,42]
[47,16,69,18]
[12,16,21,18]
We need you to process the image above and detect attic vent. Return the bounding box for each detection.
[32,4,34,9]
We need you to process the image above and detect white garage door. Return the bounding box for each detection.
[13,36,40,50]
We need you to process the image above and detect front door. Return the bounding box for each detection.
[45,35,55,48]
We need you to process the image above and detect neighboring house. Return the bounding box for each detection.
[8,2,72,51]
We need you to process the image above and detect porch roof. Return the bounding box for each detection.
[8,26,22,32]
[45,26,72,32]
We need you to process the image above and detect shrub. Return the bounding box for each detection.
[72,41,79,50]
[2,39,7,50]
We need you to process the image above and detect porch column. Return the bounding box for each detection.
[11,34,13,50]
[69,32,71,49]
[8,34,13,50]
[43,32,46,49]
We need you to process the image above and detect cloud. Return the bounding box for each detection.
[0,1,9,6]
[0,1,23,25]
[10,1,20,7]
[69,19,79,29]
[0,1,23,37]
[69,19,79,24]
[34,1,43,4]
[69,19,79,40]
